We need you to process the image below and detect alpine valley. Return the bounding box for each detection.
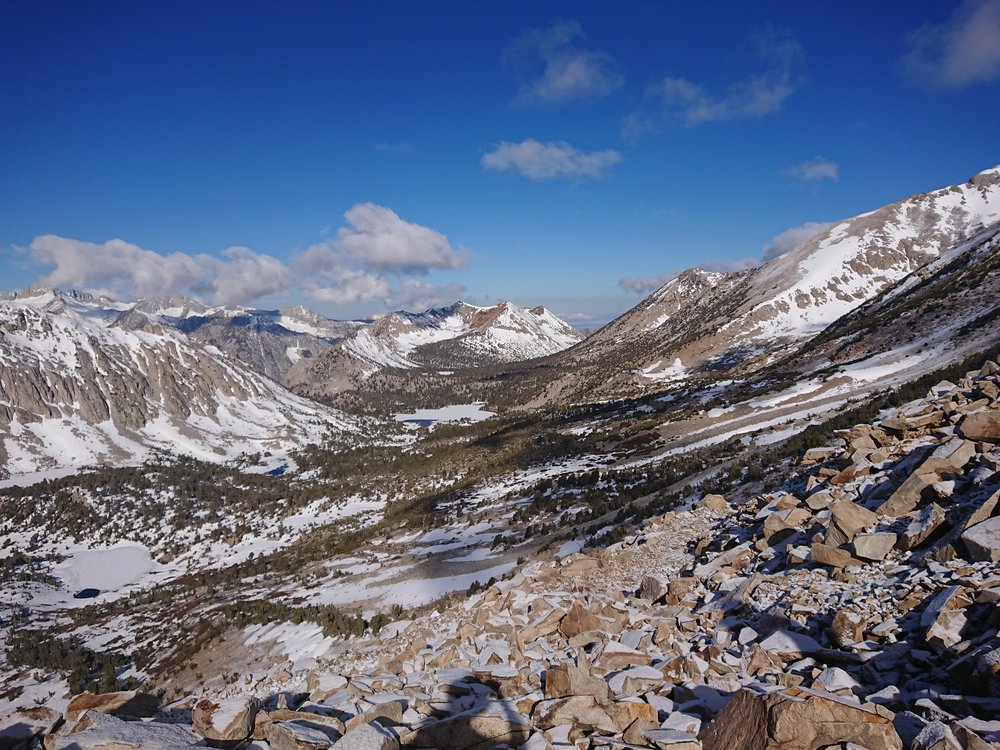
[3,165,1000,750]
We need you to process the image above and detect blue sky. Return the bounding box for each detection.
[2,2,999,328]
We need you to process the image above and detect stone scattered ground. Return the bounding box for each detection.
[5,360,1000,749]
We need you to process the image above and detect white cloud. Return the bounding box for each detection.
[332,203,469,273]
[701,258,761,273]
[782,157,839,183]
[762,220,834,261]
[301,268,392,307]
[28,235,209,299]
[618,273,680,294]
[392,280,467,311]
[901,0,1000,88]
[22,205,472,312]
[618,258,762,295]
[504,20,623,106]
[208,246,296,306]
[626,28,804,132]
[481,139,622,181]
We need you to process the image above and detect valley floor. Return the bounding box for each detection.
[3,351,1000,749]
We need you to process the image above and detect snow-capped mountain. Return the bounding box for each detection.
[546,164,1000,401]
[174,308,363,383]
[788,220,1000,377]
[284,301,582,397]
[344,301,581,370]
[0,289,357,478]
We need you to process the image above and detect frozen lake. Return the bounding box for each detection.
[394,402,496,426]
[52,545,157,595]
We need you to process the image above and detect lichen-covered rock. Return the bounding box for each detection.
[699,687,902,750]
[962,516,1000,561]
[65,690,159,722]
[192,694,261,742]
[48,710,202,749]
[961,409,1000,442]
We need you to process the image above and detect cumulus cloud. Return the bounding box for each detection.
[625,28,804,134]
[206,246,297,306]
[901,0,1000,88]
[300,267,393,307]
[504,19,623,106]
[481,139,622,180]
[617,258,761,295]
[28,235,209,299]
[393,280,467,311]
[782,157,839,183]
[702,258,762,273]
[617,273,680,294]
[331,203,469,273]
[762,221,834,261]
[22,205,472,312]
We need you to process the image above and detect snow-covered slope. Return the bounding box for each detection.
[546,165,1000,402]
[0,290,357,478]
[736,164,1000,341]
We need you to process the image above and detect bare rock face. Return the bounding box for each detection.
[962,516,1000,561]
[699,687,902,750]
[829,609,867,648]
[810,542,856,568]
[192,694,260,743]
[853,532,896,561]
[401,703,531,749]
[699,494,731,513]
[332,723,399,749]
[826,500,877,546]
[558,601,604,639]
[48,710,202,749]
[65,690,159,722]
[961,409,1000,442]
[544,661,610,700]
[880,465,941,517]
[899,503,947,550]
[531,694,657,736]
[265,718,343,749]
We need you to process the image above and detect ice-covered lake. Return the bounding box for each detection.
[52,545,158,596]
[394,402,496,427]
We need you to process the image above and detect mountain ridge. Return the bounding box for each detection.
[525,164,1000,405]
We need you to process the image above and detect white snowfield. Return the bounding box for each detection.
[0,290,357,478]
[52,545,157,595]
[729,164,1000,341]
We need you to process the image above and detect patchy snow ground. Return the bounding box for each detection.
[637,358,687,383]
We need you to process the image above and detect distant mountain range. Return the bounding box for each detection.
[2,165,999,477]
[0,290,582,476]
[284,301,583,399]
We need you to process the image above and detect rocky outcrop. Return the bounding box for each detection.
[192,694,261,743]
[699,686,901,750]
[65,690,159,722]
